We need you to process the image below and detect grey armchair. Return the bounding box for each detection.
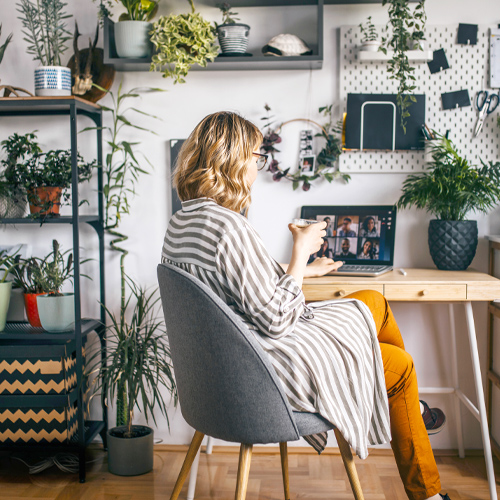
[157,262,364,500]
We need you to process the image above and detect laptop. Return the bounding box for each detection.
[300,205,397,277]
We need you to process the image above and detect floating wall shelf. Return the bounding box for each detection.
[104,0,323,72]
[358,50,433,63]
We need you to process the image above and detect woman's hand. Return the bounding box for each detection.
[285,222,327,288]
[304,257,344,278]
[288,222,327,256]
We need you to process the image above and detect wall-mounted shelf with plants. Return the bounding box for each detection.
[103,0,324,72]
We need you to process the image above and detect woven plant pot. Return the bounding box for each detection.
[428,220,478,271]
[0,194,27,218]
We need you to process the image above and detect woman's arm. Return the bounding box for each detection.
[280,257,344,278]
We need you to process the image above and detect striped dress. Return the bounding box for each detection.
[162,198,391,458]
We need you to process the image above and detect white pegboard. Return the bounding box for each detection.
[339,25,500,173]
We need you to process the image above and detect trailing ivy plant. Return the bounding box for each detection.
[16,0,72,66]
[380,0,426,133]
[150,0,218,84]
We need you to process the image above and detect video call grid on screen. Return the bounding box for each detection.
[300,206,397,265]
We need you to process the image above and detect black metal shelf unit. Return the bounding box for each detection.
[0,96,106,483]
[104,0,324,71]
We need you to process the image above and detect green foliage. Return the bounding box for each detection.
[10,240,83,294]
[0,132,95,213]
[380,0,426,133]
[0,25,13,66]
[397,135,500,221]
[16,0,72,66]
[117,0,160,22]
[216,2,240,25]
[359,16,378,43]
[88,278,177,437]
[0,247,21,284]
[150,0,218,84]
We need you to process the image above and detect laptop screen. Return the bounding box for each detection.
[300,205,397,265]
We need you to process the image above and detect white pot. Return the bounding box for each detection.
[34,66,72,96]
[115,21,153,58]
[37,293,75,333]
[361,40,380,52]
[0,281,12,332]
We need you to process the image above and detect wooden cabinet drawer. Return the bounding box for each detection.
[384,284,467,301]
[303,284,384,302]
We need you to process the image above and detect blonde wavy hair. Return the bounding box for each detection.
[174,111,263,213]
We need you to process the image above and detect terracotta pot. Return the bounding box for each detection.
[28,187,63,216]
[24,292,45,328]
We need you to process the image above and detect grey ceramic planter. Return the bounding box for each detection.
[0,281,12,332]
[107,425,154,476]
[428,219,478,270]
[115,21,153,58]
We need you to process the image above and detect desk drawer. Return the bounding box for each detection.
[384,284,467,301]
[303,284,384,302]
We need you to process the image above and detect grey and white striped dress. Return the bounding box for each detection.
[162,198,391,458]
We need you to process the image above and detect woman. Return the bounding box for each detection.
[360,216,378,237]
[162,112,448,500]
[314,238,332,259]
[358,239,374,259]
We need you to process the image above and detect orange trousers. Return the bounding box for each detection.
[346,290,441,500]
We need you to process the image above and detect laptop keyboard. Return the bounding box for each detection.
[340,265,391,272]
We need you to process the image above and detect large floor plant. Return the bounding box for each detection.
[89,82,165,428]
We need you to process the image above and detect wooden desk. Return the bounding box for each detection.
[303,268,500,500]
[303,268,500,302]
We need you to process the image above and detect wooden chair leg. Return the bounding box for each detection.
[279,442,291,500]
[334,428,364,500]
[170,430,205,500]
[235,443,253,500]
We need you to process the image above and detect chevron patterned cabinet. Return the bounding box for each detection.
[0,340,88,444]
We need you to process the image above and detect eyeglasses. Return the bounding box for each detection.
[252,152,268,171]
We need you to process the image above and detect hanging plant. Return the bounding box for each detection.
[260,104,350,191]
[380,0,426,133]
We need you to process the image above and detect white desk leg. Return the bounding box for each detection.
[206,436,213,455]
[464,302,498,500]
[187,435,202,500]
[449,303,465,458]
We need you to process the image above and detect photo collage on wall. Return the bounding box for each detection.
[308,214,382,262]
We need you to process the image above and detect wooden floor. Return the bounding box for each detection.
[0,445,499,500]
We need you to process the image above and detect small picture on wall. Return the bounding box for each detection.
[300,155,316,175]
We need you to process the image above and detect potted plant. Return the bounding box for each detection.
[380,0,426,132]
[215,2,249,55]
[36,240,77,333]
[359,16,379,52]
[0,248,20,332]
[88,278,177,476]
[0,132,40,219]
[150,0,219,84]
[397,135,500,270]
[2,132,95,217]
[111,0,161,58]
[10,256,47,327]
[16,0,72,96]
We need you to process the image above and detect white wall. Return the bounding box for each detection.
[1,0,500,451]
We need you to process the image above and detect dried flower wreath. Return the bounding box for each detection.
[260,104,350,191]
